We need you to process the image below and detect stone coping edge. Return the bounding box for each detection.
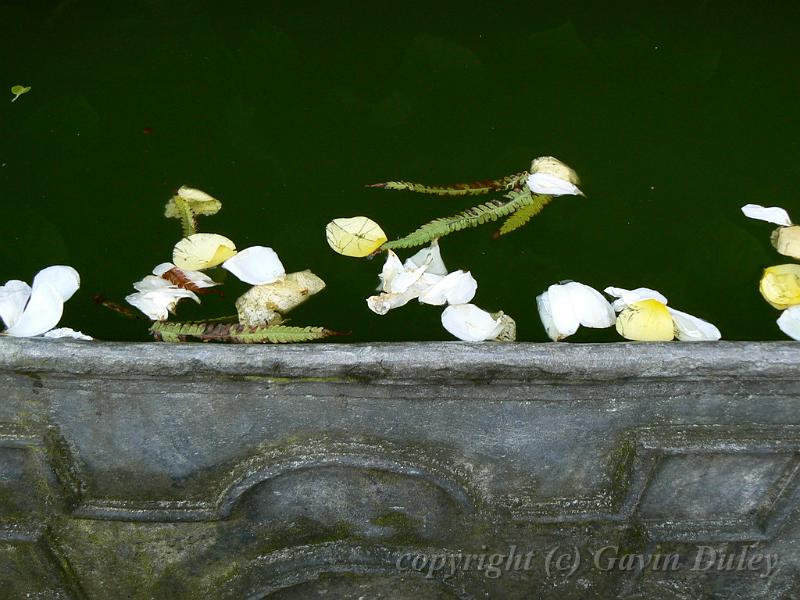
[0,338,797,383]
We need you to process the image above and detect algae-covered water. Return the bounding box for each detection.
[1,1,799,342]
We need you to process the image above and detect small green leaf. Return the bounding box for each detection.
[11,85,31,102]
[494,192,551,237]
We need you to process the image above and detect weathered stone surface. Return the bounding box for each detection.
[0,338,798,598]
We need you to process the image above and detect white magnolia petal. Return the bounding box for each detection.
[527,173,584,197]
[741,204,792,227]
[377,251,404,292]
[5,283,64,337]
[366,289,418,315]
[127,275,199,320]
[368,272,443,314]
[604,286,669,312]
[667,307,722,341]
[32,266,80,302]
[125,292,170,321]
[125,282,199,320]
[418,270,477,306]
[563,282,617,328]
[441,304,504,342]
[222,246,285,285]
[536,291,563,341]
[132,275,171,293]
[406,241,448,276]
[389,263,428,294]
[152,263,175,276]
[546,284,581,339]
[777,305,800,341]
[125,291,171,321]
[0,280,32,329]
[133,275,196,297]
[43,327,93,341]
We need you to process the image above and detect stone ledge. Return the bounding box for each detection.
[0,338,798,598]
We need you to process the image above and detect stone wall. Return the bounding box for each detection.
[0,338,798,599]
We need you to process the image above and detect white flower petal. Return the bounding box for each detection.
[133,275,194,296]
[222,246,285,285]
[0,280,31,329]
[536,291,562,341]
[418,270,477,306]
[545,284,581,339]
[366,289,418,315]
[563,282,617,328]
[126,274,199,320]
[152,263,175,277]
[777,305,800,341]
[125,285,198,321]
[377,251,406,292]
[125,292,170,321]
[5,282,64,337]
[389,263,428,294]
[32,266,80,302]
[667,307,721,341]
[604,286,669,312]
[441,304,503,341]
[527,172,584,197]
[368,272,443,315]
[741,204,792,227]
[43,327,92,341]
[405,241,448,276]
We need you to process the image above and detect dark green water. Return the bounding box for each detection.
[2,1,800,342]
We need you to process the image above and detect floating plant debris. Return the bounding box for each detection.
[742,203,800,340]
[365,240,514,341]
[326,216,387,257]
[367,156,583,250]
[10,85,30,102]
[116,186,339,343]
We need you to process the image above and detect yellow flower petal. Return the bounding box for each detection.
[164,186,222,219]
[326,216,387,257]
[615,299,674,341]
[759,264,800,309]
[173,233,237,270]
[771,226,800,260]
[529,156,581,185]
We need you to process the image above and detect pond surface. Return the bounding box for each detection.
[1,1,799,342]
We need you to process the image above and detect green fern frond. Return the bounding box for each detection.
[170,196,197,237]
[367,172,528,197]
[494,193,552,237]
[149,321,340,343]
[382,195,531,250]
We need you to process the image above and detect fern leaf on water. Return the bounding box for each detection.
[494,194,552,238]
[171,196,197,237]
[382,195,531,250]
[149,321,341,344]
[367,172,528,197]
